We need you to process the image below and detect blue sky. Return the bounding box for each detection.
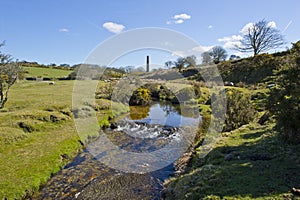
[0,0,299,68]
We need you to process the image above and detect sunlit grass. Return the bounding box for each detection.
[164,123,300,199]
[23,67,72,78]
[0,80,128,199]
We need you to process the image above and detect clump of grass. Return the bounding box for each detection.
[0,127,28,146]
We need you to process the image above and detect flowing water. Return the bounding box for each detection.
[36,102,200,200]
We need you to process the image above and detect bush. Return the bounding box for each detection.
[212,89,257,132]
[142,83,175,101]
[129,88,151,106]
[267,57,300,142]
[143,83,160,99]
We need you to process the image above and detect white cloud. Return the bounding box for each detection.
[59,28,69,32]
[208,25,213,29]
[102,22,125,34]
[173,13,191,20]
[174,19,184,24]
[171,51,186,58]
[192,45,214,52]
[218,35,243,49]
[167,13,191,25]
[240,22,254,35]
[267,21,276,28]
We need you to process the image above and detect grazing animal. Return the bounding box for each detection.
[49,81,55,85]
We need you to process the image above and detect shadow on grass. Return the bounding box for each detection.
[239,128,269,140]
[164,127,300,199]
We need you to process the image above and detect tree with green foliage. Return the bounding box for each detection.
[164,61,174,69]
[209,46,228,64]
[174,57,186,72]
[201,51,212,64]
[174,55,196,71]
[267,56,300,142]
[185,55,196,67]
[235,19,284,56]
[0,42,22,109]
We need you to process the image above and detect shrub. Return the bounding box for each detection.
[129,88,151,106]
[212,89,256,132]
[143,83,160,99]
[267,57,300,142]
[225,89,256,131]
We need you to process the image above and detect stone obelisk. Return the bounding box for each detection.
[146,56,149,72]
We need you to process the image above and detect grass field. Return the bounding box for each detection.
[23,66,72,78]
[0,80,128,199]
[0,81,80,199]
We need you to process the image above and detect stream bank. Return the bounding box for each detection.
[34,102,200,199]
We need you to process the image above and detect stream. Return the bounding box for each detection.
[36,102,200,200]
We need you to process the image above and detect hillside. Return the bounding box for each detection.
[163,122,300,199]
[153,41,298,89]
[162,42,300,199]
[23,66,72,78]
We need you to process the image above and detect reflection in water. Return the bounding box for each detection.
[129,102,200,128]
[129,105,150,120]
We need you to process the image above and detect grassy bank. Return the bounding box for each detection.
[0,80,128,199]
[163,122,300,199]
[0,81,80,199]
[163,86,300,199]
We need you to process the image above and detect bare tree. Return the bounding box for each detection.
[0,42,22,109]
[235,19,284,56]
[209,46,228,63]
